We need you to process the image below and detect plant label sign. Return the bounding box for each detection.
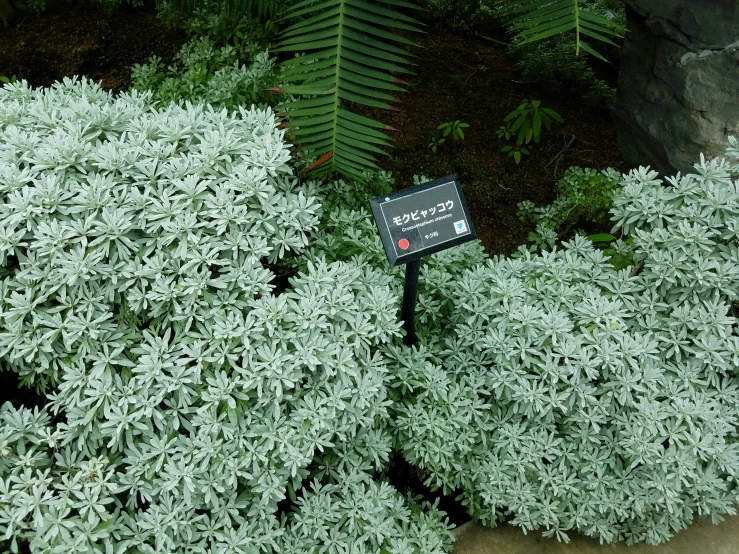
[370,175,477,266]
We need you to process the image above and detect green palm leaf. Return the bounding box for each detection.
[503,0,624,61]
[274,0,422,179]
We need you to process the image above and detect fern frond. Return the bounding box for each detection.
[275,0,422,179]
[504,0,624,61]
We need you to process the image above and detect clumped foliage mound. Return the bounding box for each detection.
[0,77,314,389]
[3,75,739,551]
[0,79,455,554]
[279,471,454,553]
[293,153,739,546]
[389,151,739,545]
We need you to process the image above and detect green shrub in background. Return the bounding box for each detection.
[497,0,626,107]
[510,35,617,107]
[0,78,456,554]
[130,36,276,110]
[414,0,481,26]
[172,0,284,22]
[9,0,283,19]
[158,2,279,42]
[517,165,622,250]
[389,146,739,545]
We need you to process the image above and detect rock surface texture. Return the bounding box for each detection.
[612,0,739,175]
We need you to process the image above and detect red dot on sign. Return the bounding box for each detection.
[398,238,410,250]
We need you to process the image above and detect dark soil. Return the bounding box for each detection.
[0,363,43,409]
[0,0,187,93]
[357,28,632,254]
[386,454,471,527]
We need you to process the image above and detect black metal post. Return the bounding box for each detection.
[401,259,421,346]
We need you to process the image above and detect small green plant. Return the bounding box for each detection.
[586,233,636,270]
[0,75,17,86]
[517,165,621,250]
[500,143,530,164]
[497,99,563,163]
[429,136,445,153]
[429,120,469,153]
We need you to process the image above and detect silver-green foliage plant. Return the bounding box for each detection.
[278,470,454,553]
[130,37,276,111]
[0,78,455,553]
[388,144,739,545]
[0,76,314,390]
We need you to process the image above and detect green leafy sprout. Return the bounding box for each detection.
[429,120,469,152]
[498,99,563,163]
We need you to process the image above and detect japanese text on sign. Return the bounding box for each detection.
[391,200,454,226]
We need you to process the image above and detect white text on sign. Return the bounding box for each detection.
[392,200,454,226]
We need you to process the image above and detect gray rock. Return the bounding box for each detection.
[612,0,739,175]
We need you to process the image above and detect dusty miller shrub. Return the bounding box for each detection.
[0,78,455,553]
[388,145,739,545]
[273,148,739,546]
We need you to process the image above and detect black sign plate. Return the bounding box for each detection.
[369,175,477,266]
